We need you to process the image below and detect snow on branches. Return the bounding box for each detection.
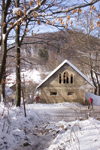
[13,7,23,17]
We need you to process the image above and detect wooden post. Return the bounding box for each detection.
[22,87,26,117]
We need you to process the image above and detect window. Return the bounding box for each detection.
[68,92,74,96]
[59,72,73,84]
[50,92,57,95]
[63,72,69,84]
[70,74,73,84]
[59,74,61,84]
[63,72,66,84]
[66,72,69,83]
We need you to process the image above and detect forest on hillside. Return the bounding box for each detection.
[6,29,100,74]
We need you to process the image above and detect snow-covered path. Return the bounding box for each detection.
[15,103,100,150]
[32,103,100,122]
[0,102,100,150]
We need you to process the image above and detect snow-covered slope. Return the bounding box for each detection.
[6,69,42,87]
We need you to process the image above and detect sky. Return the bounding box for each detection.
[30,0,100,35]
[5,0,100,45]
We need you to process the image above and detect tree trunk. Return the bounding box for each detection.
[90,69,97,95]
[0,0,7,102]
[15,0,21,107]
[0,71,6,103]
[0,0,11,84]
[98,84,100,96]
[0,40,7,102]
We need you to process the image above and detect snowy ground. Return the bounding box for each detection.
[0,102,100,150]
[2,68,100,150]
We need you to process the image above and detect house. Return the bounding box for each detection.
[36,60,95,104]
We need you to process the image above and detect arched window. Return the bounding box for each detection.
[66,72,69,83]
[63,72,66,84]
[63,72,69,84]
[59,74,61,84]
[71,74,73,84]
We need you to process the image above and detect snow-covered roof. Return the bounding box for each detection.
[37,59,95,89]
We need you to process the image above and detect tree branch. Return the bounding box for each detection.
[5,0,11,12]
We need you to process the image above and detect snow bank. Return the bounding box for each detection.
[0,102,100,150]
[47,118,100,150]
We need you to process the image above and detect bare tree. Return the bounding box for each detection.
[15,0,21,106]
[69,10,100,95]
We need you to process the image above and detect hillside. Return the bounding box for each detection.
[5,29,100,100]
[6,29,100,73]
[20,30,100,72]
